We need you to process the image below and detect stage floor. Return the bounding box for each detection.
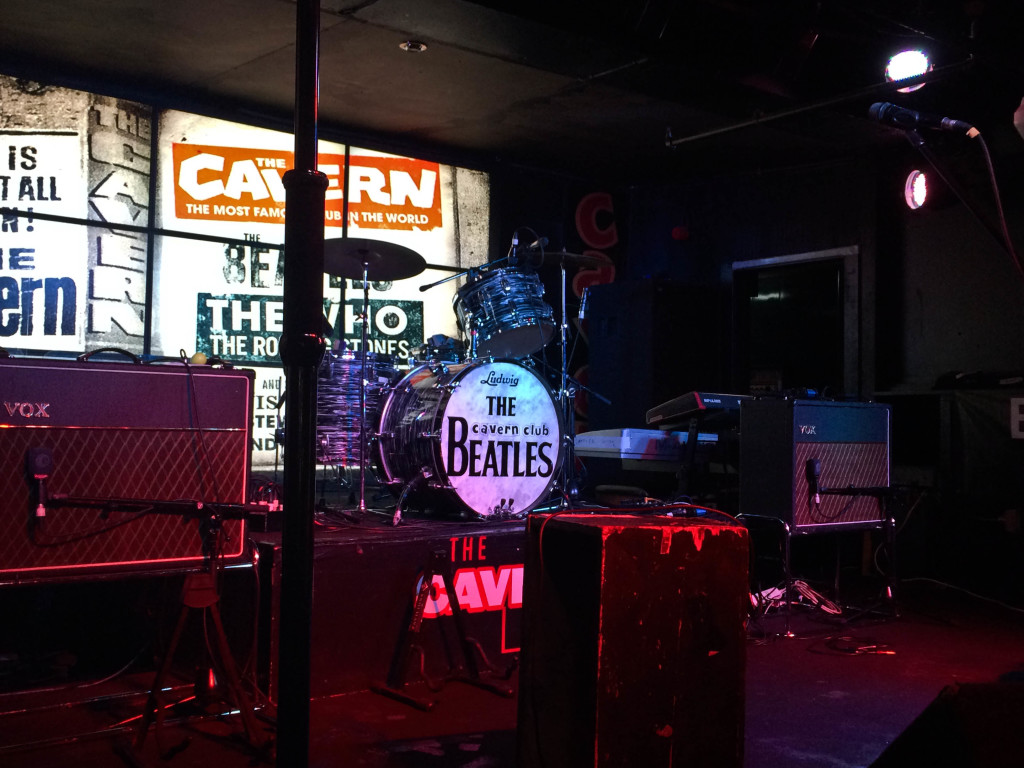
[2,506,1024,767]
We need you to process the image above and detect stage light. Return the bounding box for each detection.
[886,50,931,92]
[904,169,928,210]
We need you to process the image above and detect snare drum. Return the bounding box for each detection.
[377,359,563,518]
[411,333,467,365]
[316,350,398,465]
[453,267,555,358]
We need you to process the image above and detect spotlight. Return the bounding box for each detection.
[904,170,928,210]
[886,50,931,93]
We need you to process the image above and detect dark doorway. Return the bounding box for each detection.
[733,258,845,397]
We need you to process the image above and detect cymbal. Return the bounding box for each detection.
[323,238,426,280]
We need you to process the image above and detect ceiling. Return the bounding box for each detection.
[1,0,1022,182]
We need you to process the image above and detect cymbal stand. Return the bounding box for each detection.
[357,259,371,513]
[557,257,579,505]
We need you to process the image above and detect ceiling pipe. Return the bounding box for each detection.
[666,58,975,148]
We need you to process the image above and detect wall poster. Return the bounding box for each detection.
[0,75,151,355]
[154,110,491,468]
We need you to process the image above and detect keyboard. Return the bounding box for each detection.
[645,391,748,427]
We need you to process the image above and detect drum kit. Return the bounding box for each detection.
[316,235,600,524]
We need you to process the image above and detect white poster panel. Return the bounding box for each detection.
[0,131,89,351]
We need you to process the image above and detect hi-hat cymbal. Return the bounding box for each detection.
[323,238,426,281]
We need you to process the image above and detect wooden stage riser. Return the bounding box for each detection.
[254,521,528,700]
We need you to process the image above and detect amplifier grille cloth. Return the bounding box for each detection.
[0,428,247,579]
[793,442,888,528]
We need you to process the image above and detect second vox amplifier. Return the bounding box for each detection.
[739,398,891,531]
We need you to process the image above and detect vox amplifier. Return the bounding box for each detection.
[739,398,891,531]
[0,357,254,583]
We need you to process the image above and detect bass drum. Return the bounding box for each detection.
[377,359,563,518]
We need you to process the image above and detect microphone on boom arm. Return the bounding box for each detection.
[868,102,979,138]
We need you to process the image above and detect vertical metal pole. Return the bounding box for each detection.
[277,0,327,765]
[559,260,577,504]
[358,263,370,511]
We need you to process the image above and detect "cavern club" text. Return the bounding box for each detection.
[445,415,555,478]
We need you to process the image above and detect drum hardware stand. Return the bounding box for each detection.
[315,463,361,524]
[389,468,454,528]
[355,258,373,515]
[418,263,487,358]
[390,468,432,526]
[323,239,428,517]
[553,258,611,507]
[372,549,515,711]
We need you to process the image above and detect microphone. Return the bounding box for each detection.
[520,237,548,251]
[805,458,821,507]
[26,447,53,520]
[509,234,520,266]
[868,102,978,137]
[578,287,590,320]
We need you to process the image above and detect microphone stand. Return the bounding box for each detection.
[417,254,517,293]
[557,254,577,506]
[553,255,616,504]
[35,494,266,752]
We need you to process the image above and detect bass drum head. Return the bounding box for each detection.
[441,360,563,517]
[378,359,563,518]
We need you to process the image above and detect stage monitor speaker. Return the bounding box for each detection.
[0,357,254,583]
[871,683,1024,768]
[517,513,748,768]
[586,280,725,431]
[739,398,891,531]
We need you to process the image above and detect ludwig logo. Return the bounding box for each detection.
[4,402,51,419]
[481,370,519,387]
[798,424,817,435]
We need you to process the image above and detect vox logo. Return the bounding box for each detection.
[4,402,51,419]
